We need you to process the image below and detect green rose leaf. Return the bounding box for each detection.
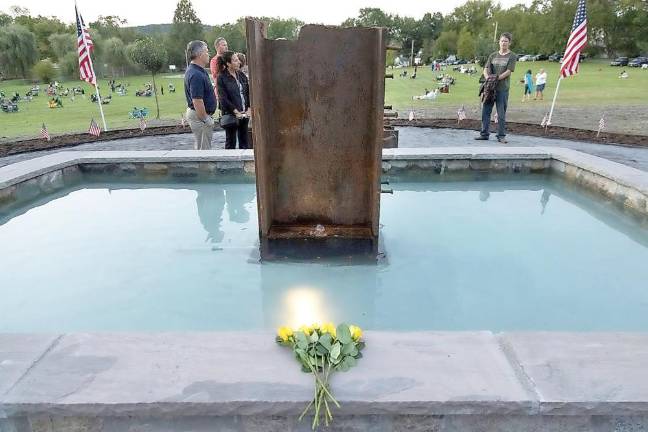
[295,331,309,350]
[316,344,328,355]
[339,355,357,372]
[330,341,341,360]
[337,324,352,344]
[357,341,366,351]
[319,333,332,349]
[341,342,355,355]
[309,331,319,343]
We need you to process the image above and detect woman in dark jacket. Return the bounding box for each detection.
[217,51,250,149]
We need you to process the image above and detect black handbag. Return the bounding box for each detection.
[219,114,238,127]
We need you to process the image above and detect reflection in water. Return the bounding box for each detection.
[282,286,329,328]
[226,188,255,224]
[540,189,551,215]
[196,186,226,244]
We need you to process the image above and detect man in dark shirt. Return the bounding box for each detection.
[475,32,516,143]
[184,40,217,150]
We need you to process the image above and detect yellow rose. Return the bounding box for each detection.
[321,322,336,338]
[277,326,293,342]
[299,325,313,336]
[349,325,363,341]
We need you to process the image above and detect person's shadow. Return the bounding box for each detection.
[195,185,226,244]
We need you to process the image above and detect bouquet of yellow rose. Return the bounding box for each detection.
[276,322,364,430]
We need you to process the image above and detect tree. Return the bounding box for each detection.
[0,24,38,78]
[58,51,80,79]
[129,37,168,119]
[266,17,304,40]
[433,30,458,58]
[168,0,203,67]
[0,13,12,27]
[32,59,56,82]
[457,29,476,60]
[48,33,76,62]
[103,37,132,76]
[205,18,246,53]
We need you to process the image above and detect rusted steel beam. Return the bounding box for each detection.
[246,19,386,252]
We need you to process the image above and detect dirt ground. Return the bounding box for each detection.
[400,104,648,138]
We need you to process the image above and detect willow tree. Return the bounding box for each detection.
[0,24,38,78]
[129,37,168,119]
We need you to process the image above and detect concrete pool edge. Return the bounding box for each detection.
[1,332,648,429]
[2,148,648,429]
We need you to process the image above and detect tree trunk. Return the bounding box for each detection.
[152,72,160,119]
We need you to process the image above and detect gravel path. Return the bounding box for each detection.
[1,127,648,172]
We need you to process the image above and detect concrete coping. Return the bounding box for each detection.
[2,332,648,419]
[1,147,647,195]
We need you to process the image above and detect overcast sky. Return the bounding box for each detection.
[1,0,531,26]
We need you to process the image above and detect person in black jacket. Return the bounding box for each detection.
[217,51,250,149]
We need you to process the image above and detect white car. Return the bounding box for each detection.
[642,64,648,70]
[518,55,534,62]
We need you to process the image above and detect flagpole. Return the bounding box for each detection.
[77,2,108,131]
[85,39,108,132]
[547,76,562,126]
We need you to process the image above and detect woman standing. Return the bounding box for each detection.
[534,68,547,100]
[522,69,533,102]
[217,51,250,149]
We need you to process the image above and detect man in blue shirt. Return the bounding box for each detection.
[184,40,217,150]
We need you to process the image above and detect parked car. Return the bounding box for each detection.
[534,54,549,61]
[519,54,534,62]
[548,53,561,62]
[628,57,648,67]
[516,53,528,60]
[610,57,629,66]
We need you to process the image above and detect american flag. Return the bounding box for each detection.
[457,105,467,122]
[408,110,414,121]
[88,118,101,136]
[181,114,187,127]
[139,117,147,131]
[597,114,605,137]
[494,112,498,124]
[541,113,549,127]
[560,0,587,78]
[76,5,96,86]
[40,123,50,141]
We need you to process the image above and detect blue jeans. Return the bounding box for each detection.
[480,89,509,138]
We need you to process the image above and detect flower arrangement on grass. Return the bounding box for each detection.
[276,322,365,429]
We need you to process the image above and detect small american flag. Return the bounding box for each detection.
[457,105,467,123]
[541,113,549,127]
[181,114,187,127]
[40,123,50,141]
[494,112,498,124]
[88,118,101,137]
[597,114,605,137]
[408,110,414,121]
[139,117,147,131]
[560,0,588,78]
[76,5,96,86]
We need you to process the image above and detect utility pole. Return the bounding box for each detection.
[410,40,414,67]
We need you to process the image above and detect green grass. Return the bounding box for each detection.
[0,60,647,139]
[385,59,648,110]
[0,73,188,139]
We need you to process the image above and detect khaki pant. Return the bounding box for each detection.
[186,108,214,150]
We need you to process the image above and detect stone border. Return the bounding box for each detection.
[1,148,648,430]
[1,147,647,216]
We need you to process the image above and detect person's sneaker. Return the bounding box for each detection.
[474,135,489,141]
[497,136,508,144]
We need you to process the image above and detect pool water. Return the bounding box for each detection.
[1,174,648,332]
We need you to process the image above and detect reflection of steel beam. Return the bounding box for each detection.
[246,19,386,248]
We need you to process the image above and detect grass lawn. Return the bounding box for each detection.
[385,59,648,112]
[0,73,188,139]
[1,60,647,139]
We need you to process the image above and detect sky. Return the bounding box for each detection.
[0,0,531,26]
